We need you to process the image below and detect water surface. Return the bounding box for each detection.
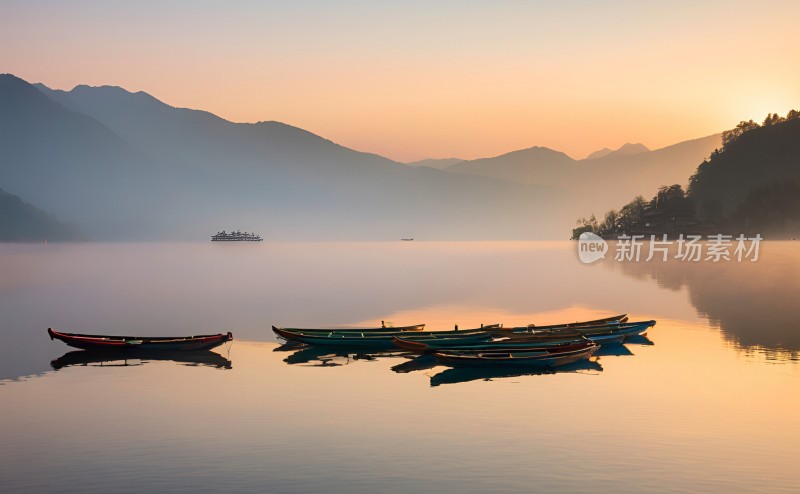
[1,241,798,493]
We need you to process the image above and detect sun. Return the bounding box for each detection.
[731,90,798,124]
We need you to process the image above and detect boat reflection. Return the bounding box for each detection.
[391,354,438,373]
[594,344,634,357]
[283,346,409,366]
[51,349,233,370]
[625,334,654,346]
[273,341,307,352]
[429,358,603,387]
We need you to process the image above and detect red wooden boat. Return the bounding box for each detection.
[48,328,233,351]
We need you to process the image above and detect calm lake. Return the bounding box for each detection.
[1,241,798,493]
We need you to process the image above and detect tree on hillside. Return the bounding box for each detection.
[573,109,800,239]
[572,214,598,239]
[721,120,760,149]
[763,113,784,126]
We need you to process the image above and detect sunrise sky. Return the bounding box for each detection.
[3,0,799,162]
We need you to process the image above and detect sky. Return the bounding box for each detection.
[2,0,799,162]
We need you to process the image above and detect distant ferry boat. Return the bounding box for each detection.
[211,230,263,242]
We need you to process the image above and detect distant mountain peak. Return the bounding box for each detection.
[406,158,465,169]
[586,142,650,160]
[617,143,650,155]
[585,147,613,160]
[494,145,575,162]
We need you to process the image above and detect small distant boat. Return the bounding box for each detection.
[48,328,233,351]
[211,230,263,241]
[401,238,414,241]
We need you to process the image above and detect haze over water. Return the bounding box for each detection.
[1,241,798,493]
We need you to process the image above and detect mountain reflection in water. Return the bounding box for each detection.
[608,241,800,359]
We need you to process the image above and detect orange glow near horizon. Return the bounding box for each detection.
[2,1,799,162]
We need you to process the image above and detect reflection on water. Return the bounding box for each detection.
[281,339,625,386]
[282,345,409,367]
[392,354,439,373]
[608,241,800,359]
[1,241,799,492]
[2,335,798,494]
[51,349,233,370]
[2,240,796,382]
[429,358,603,387]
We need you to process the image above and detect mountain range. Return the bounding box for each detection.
[445,135,720,220]
[1,73,721,240]
[0,187,81,241]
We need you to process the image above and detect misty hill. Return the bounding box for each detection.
[405,158,464,169]
[444,135,720,220]
[446,147,575,185]
[586,143,649,160]
[0,188,82,241]
[0,74,184,238]
[2,74,565,240]
[573,111,800,239]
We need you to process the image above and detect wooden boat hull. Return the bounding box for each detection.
[506,320,655,338]
[586,333,628,346]
[279,324,425,333]
[523,314,628,330]
[48,328,233,351]
[570,321,655,343]
[416,339,594,354]
[272,326,401,348]
[393,333,494,352]
[273,325,496,348]
[433,345,598,368]
[391,325,500,340]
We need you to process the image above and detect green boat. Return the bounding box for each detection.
[273,325,495,349]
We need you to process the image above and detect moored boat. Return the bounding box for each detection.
[272,324,500,349]
[277,323,425,333]
[422,338,595,354]
[523,314,628,330]
[503,320,655,339]
[433,344,598,368]
[272,326,407,348]
[573,320,655,338]
[48,328,233,351]
[392,333,495,352]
